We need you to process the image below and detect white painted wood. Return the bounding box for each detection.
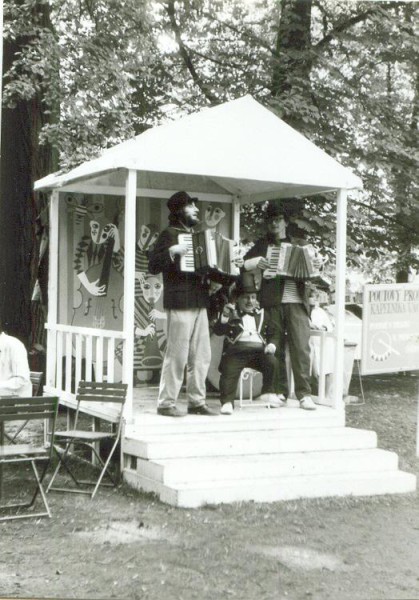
[107,337,115,382]
[45,323,124,339]
[95,337,104,382]
[334,188,348,409]
[56,331,63,391]
[75,334,83,389]
[126,408,345,437]
[53,183,235,203]
[124,427,377,460]
[65,332,72,393]
[85,336,93,381]
[46,190,60,388]
[318,330,326,402]
[231,196,240,241]
[124,469,416,508]
[45,323,124,390]
[417,389,419,457]
[122,169,137,419]
[135,448,399,485]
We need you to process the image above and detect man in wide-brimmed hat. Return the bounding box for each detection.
[148,191,217,417]
[212,271,280,415]
[243,200,322,410]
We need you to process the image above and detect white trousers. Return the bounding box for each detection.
[157,308,211,408]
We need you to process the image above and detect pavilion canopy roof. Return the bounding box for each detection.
[34,95,362,203]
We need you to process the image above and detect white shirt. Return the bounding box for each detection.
[0,332,32,397]
[239,314,264,344]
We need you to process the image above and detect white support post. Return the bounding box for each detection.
[232,196,240,241]
[46,190,60,389]
[122,169,137,420]
[417,386,419,457]
[333,189,348,411]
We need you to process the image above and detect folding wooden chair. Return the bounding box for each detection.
[46,381,128,499]
[0,395,58,522]
[5,371,44,444]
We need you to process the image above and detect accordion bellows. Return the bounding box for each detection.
[265,243,331,290]
[179,229,239,283]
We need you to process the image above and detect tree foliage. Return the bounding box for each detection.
[3,0,418,276]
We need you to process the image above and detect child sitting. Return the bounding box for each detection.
[213,272,283,415]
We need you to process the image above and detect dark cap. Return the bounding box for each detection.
[235,271,261,295]
[167,191,198,213]
[265,200,287,221]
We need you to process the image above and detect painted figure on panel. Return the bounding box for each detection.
[71,198,124,329]
[202,203,226,231]
[134,225,167,384]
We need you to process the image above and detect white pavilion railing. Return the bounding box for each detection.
[45,324,126,396]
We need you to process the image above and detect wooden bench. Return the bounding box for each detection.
[0,395,58,521]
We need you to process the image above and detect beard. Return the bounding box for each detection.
[180,211,200,228]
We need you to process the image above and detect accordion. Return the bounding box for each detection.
[179,229,240,283]
[265,243,331,288]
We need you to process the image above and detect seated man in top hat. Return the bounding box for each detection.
[212,271,283,415]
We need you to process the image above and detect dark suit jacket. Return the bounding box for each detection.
[213,308,280,367]
[148,221,210,310]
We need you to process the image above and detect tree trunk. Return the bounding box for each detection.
[0,37,35,345]
[271,0,313,129]
[0,2,54,348]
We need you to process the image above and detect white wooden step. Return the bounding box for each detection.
[126,408,345,437]
[133,448,399,485]
[124,469,416,508]
[124,427,377,460]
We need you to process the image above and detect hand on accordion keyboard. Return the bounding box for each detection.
[262,269,277,280]
[258,257,270,270]
[169,243,190,257]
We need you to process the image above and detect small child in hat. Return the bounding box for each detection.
[212,271,283,414]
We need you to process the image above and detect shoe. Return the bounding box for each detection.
[260,393,282,408]
[299,396,317,411]
[220,402,233,415]
[157,406,185,417]
[274,394,287,407]
[187,404,219,416]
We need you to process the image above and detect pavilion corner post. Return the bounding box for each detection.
[416,384,419,457]
[122,169,137,421]
[333,188,348,410]
[231,196,241,242]
[46,190,60,390]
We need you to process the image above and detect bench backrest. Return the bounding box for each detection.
[76,381,128,405]
[0,396,58,424]
[30,371,44,397]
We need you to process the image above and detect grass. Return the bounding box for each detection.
[0,371,418,600]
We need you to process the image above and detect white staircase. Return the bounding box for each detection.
[123,405,416,507]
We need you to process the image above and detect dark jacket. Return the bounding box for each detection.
[243,236,310,314]
[148,222,210,310]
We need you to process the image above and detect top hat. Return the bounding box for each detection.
[235,271,261,295]
[167,191,198,213]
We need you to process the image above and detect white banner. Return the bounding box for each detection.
[361,283,419,375]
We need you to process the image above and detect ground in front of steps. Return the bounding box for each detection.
[1,371,418,600]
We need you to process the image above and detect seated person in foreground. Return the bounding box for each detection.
[0,319,32,397]
[212,272,283,415]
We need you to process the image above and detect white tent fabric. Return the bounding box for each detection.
[34,95,362,201]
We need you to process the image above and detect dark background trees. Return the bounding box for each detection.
[1,0,417,346]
